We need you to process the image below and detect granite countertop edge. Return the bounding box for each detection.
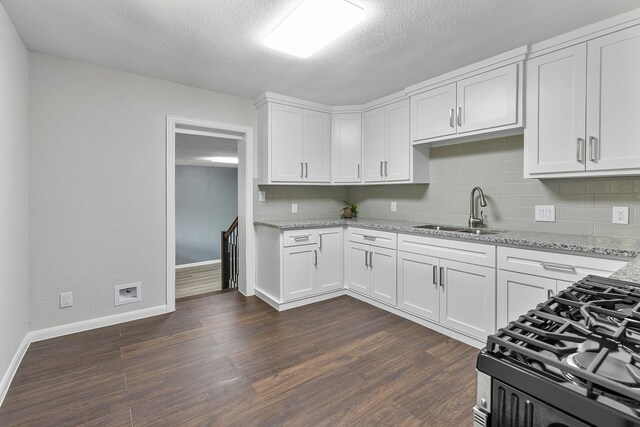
[254,218,640,284]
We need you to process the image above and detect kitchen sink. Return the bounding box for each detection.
[413,224,503,235]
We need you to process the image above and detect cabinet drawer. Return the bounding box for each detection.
[497,246,627,281]
[282,230,317,247]
[398,233,495,268]
[347,227,397,249]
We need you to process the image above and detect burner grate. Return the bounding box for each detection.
[488,275,640,403]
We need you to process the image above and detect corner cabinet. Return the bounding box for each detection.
[397,233,496,341]
[525,25,640,178]
[410,61,523,145]
[255,226,344,306]
[257,100,331,184]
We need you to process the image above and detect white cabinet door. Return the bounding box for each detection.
[525,44,587,174]
[397,251,440,321]
[410,83,457,141]
[456,64,518,134]
[363,106,386,182]
[385,99,411,182]
[347,242,370,294]
[304,110,331,182]
[283,245,317,301]
[270,103,304,182]
[586,25,640,171]
[331,113,362,183]
[317,228,343,292]
[370,246,397,305]
[496,270,555,329]
[439,259,495,341]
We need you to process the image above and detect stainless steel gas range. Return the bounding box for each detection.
[474,275,640,426]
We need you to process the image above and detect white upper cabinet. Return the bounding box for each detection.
[586,25,640,171]
[331,113,362,183]
[363,99,411,183]
[409,59,523,145]
[525,25,640,178]
[525,44,587,175]
[410,83,457,141]
[257,98,331,184]
[456,64,518,134]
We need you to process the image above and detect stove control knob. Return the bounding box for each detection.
[480,398,487,408]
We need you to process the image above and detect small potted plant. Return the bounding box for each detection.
[340,201,358,219]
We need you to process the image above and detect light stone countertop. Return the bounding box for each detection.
[254,218,640,284]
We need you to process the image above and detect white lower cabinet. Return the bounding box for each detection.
[283,245,317,300]
[316,228,343,292]
[397,234,496,341]
[346,230,398,306]
[496,247,628,327]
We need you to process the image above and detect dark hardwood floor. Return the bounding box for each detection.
[0,292,479,426]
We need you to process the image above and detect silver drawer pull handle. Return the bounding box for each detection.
[363,235,376,241]
[293,235,310,242]
[541,262,575,272]
[432,265,438,286]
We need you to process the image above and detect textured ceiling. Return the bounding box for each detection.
[2,0,639,105]
[176,134,238,168]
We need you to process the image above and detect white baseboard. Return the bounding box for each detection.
[175,259,220,270]
[0,334,30,407]
[29,305,169,342]
[254,288,346,311]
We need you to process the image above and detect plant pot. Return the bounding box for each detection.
[342,208,353,219]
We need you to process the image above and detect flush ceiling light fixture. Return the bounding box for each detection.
[207,156,238,164]
[264,0,365,58]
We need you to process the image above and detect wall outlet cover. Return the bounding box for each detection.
[258,191,266,202]
[115,282,142,306]
[291,203,298,214]
[612,206,629,224]
[60,292,73,308]
[535,205,555,222]
[391,202,397,212]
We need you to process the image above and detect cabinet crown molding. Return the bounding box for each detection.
[255,90,408,113]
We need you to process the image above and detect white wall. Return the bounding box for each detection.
[0,2,29,396]
[29,53,256,330]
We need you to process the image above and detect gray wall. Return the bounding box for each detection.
[29,52,256,330]
[176,166,238,264]
[0,3,29,397]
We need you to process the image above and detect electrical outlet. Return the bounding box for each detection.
[535,205,555,222]
[391,202,397,212]
[612,206,629,224]
[291,203,297,214]
[258,191,266,202]
[60,292,73,308]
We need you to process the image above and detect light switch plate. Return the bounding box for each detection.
[60,292,73,308]
[291,203,297,214]
[612,206,629,224]
[391,202,397,212]
[535,205,555,222]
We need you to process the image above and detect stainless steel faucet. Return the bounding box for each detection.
[469,186,488,228]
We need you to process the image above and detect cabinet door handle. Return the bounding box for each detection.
[457,107,462,127]
[589,136,597,162]
[380,161,384,177]
[432,265,438,287]
[449,108,455,128]
[364,250,368,267]
[313,249,317,266]
[576,138,584,163]
[384,161,388,177]
[293,235,310,242]
[370,251,373,268]
[439,267,445,288]
[300,162,304,178]
[547,288,554,299]
[363,235,376,241]
[305,162,308,178]
[319,234,322,250]
[541,262,576,273]
[357,163,360,179]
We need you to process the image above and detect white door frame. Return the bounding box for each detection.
[166,115,255,312]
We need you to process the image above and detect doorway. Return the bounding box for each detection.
[166,116,254,311]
